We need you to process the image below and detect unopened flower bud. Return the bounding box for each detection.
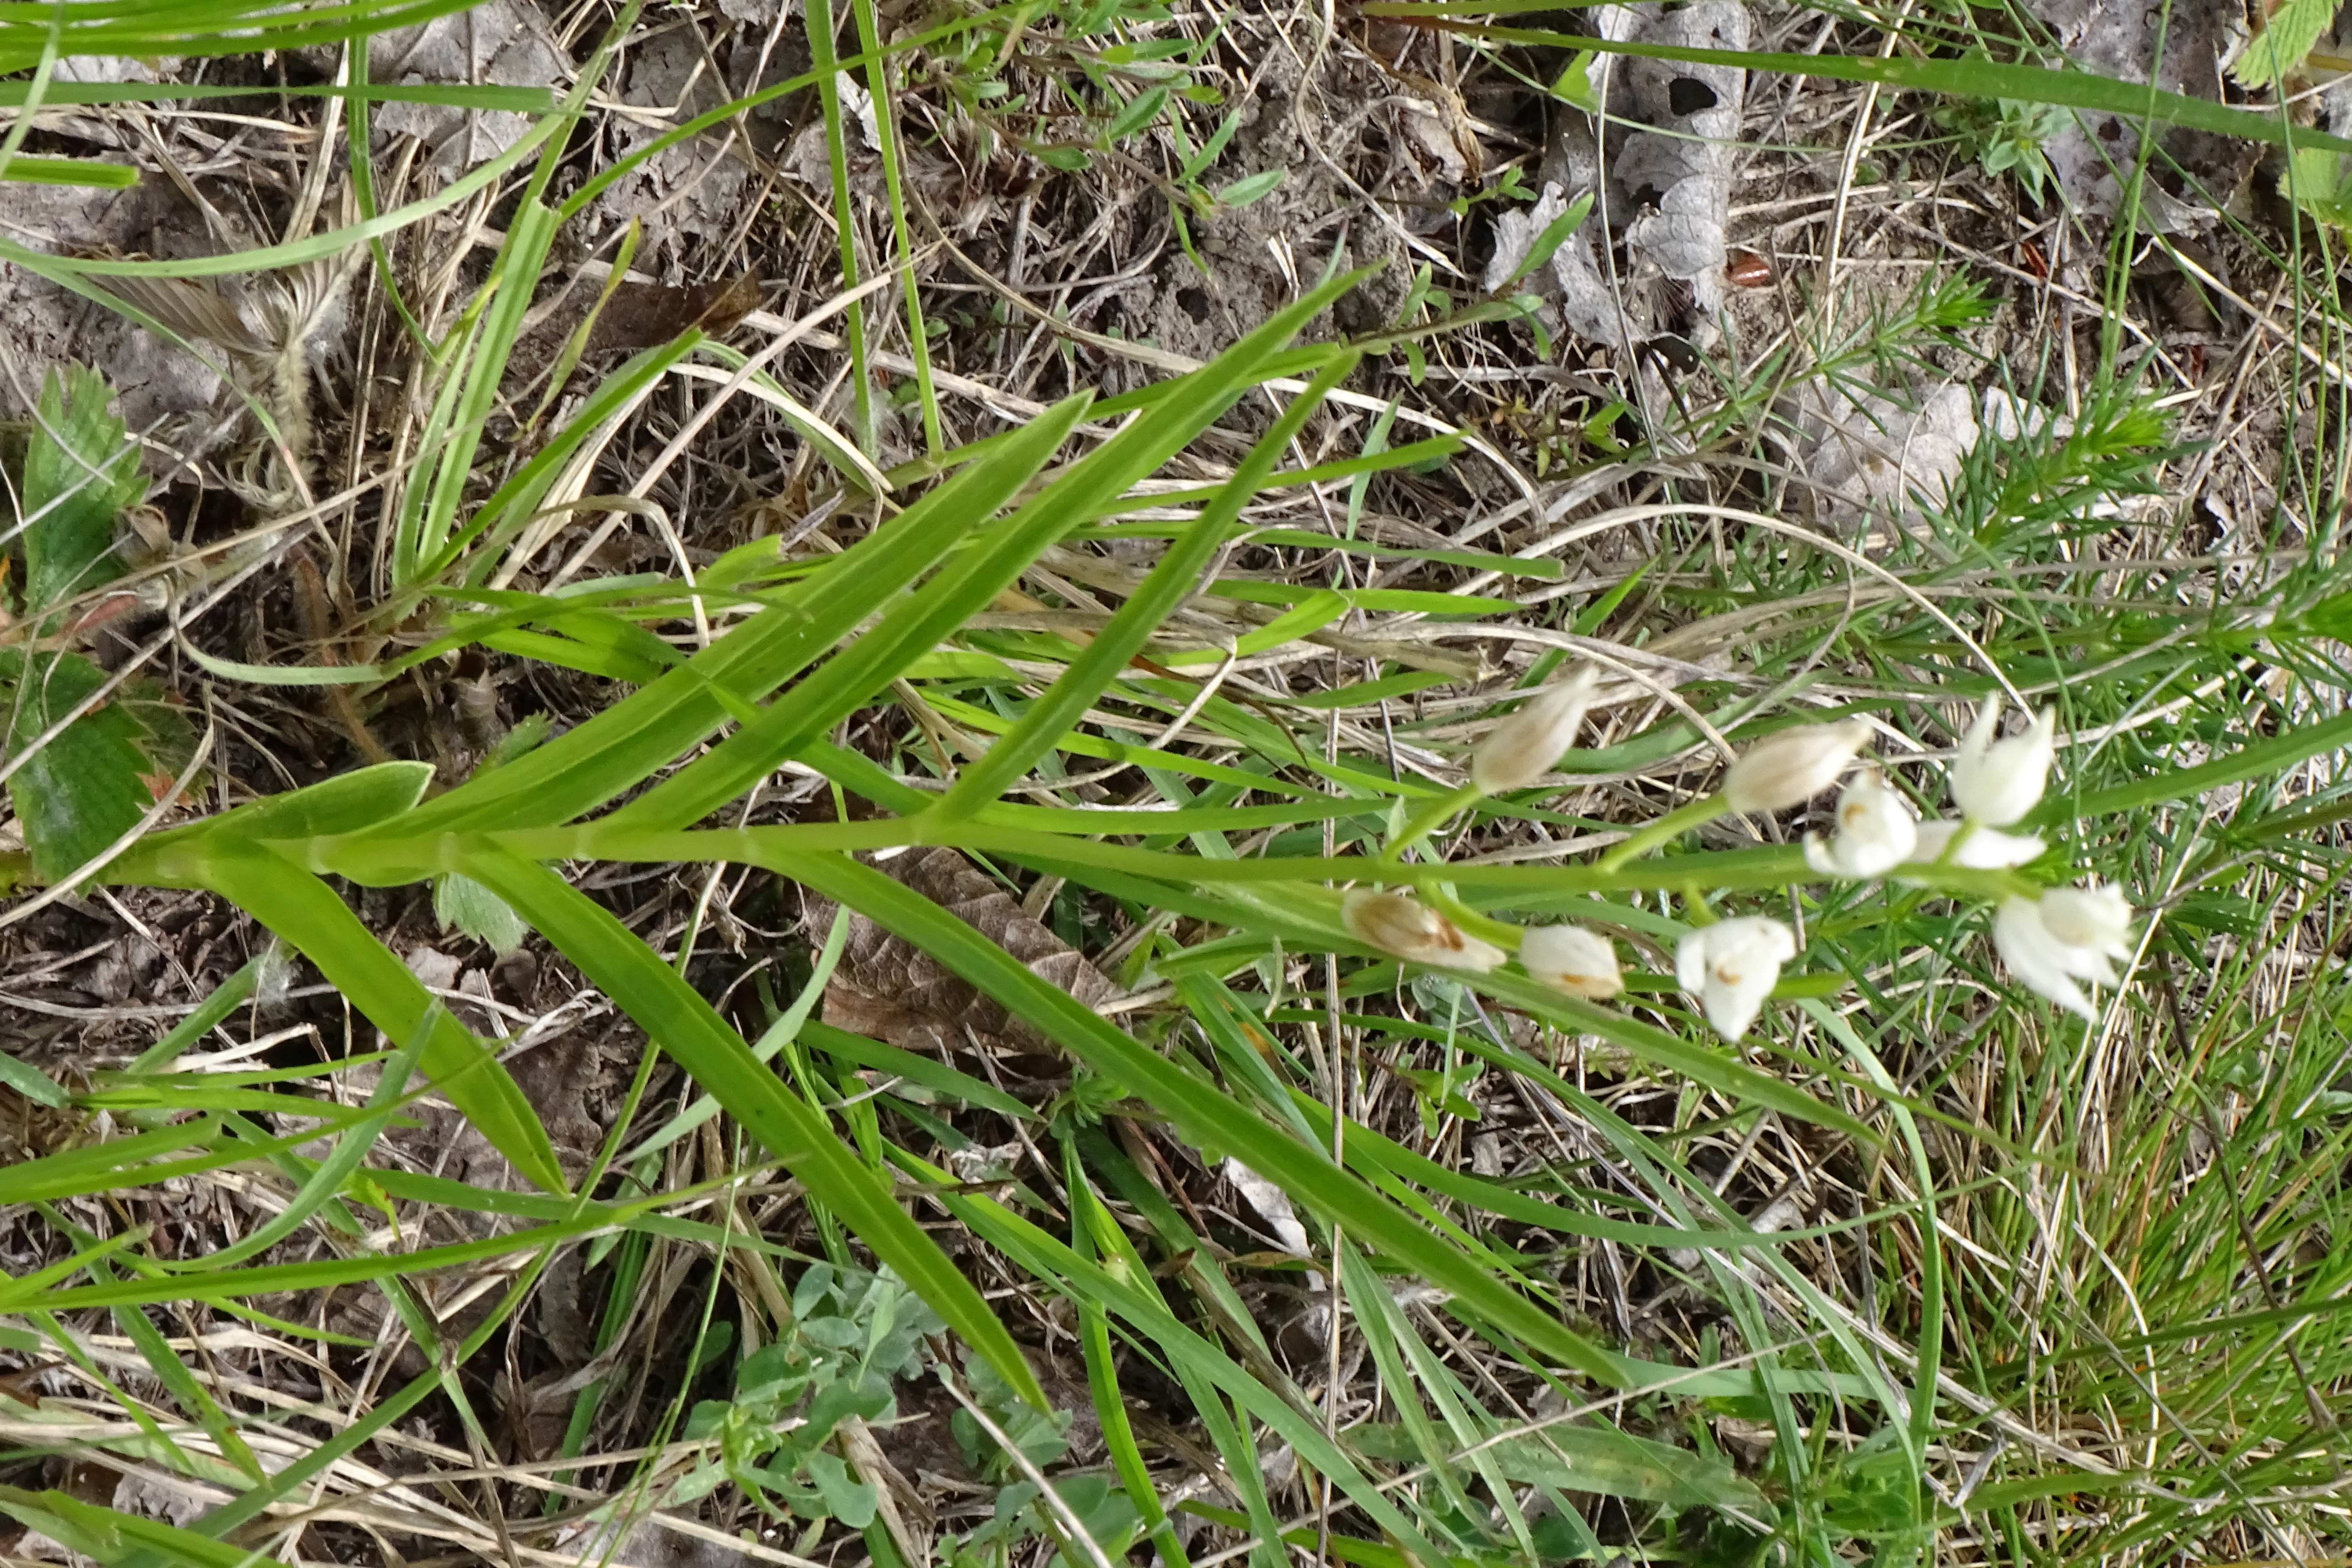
[1949,697,2056,827]
[1722,719,1872,813]
[1675,917,1798,1042]
[1471,665,1601,794]
[1342,888,1507,973]
[1904,819,2045,870]
[1802,772,1918,878]
[1519,923,1622,1000]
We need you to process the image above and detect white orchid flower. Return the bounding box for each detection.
[1342,889,1507,973]
[1676,917,1798,1042]
[1991,884,2135,1019]
[1472,664,1602,794]
[1520,923,1623,1000]
[1950,697,2056,826]
[1803,772,1919,877]
[1723,720,1872,814]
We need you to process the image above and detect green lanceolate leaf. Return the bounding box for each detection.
[113,760,436,882]
[381,392,1097,841]
[454,841,1049,1411]
[764,849,1635,1388]
[612,272,1366,833]
[1346,1416,1763,1510]
[933,352,1362,818]
[0,1049,68,1107]
[175,840,568,1195]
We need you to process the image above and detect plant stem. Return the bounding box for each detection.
[1418,883,1522,951]
[1380,782,1485,864]
[1597,794,1730,871]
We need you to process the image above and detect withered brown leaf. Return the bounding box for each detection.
[805,846,1120,1058]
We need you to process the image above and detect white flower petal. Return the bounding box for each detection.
[1520,923,1623,1000]
[1993,895,2097,1019]
[1675,929,1709,994]
[1906,819,2044,869]
[1817,773,1917,877]
[1679,917,1796,1042]
[1950,698,2056,826]
[1343,889,1508,973]
[2039,884,2133,961]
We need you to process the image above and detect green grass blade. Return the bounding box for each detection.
[0,1485,291,1568]
[0,81,556,110]
[2037,706,2352,824]
[0,1213,612,1313]
[142,1020,431,1273]
[896,1146,1450,1566]
[934,352,1361,818]
[0,98,562,283]
[767,848,1632,1387]
[385,393,1095,838]
[1064,1148,1191,1568]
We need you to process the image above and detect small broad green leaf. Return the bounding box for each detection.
[804,1451,878,1526]
[1550,50,1600,110]
[433,872,529,955]
[1105,84,1169,143]
[18,365,142,616]
[484,711,553,769]
[1180,109,1244,181]
[2281,143,2352,225]
[2232,0,2335,89]
[1215,168,1284,207]
[1,650,155,881]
